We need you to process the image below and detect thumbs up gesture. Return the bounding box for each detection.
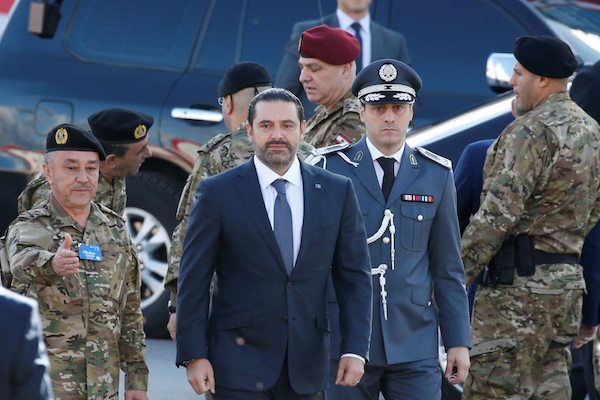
[51,233,80,276]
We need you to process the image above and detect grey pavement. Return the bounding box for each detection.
[120,338,204,399]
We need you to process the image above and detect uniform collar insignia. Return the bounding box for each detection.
[409,153,418,167]
[354,150,363,161]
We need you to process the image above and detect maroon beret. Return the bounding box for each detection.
[299,25,360,65]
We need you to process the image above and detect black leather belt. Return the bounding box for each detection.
[533,250,578,265]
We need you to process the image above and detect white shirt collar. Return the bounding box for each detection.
[366,137,404,164]
[336,8,370,32]
[254,155,302,190]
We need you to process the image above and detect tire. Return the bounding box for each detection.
[125,171,182,338]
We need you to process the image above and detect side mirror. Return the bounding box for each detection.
[28,1,62,39]
[486,53,516,94]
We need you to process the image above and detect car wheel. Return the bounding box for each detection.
[125,171,181,338]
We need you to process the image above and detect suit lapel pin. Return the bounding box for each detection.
[354,151,363,162]
[315,183,321,189]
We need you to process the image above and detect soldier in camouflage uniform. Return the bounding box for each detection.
[297,25,365,147]
[461,36,600,399]
[17,108,153,215]
[6,124,148,400]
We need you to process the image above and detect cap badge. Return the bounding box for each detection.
[55,127,68,145]
[134,124,147,139]
[379,64,397,82]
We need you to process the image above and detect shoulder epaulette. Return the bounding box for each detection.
[416,147,452,169]
[314,142,351,156]
[98,203,125,222]
[343,96,361,115]
[19,206,51,221]
[199,132,231,154]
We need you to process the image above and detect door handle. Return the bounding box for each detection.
[171,107,223,123]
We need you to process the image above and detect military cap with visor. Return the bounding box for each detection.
[46,123,107,160]
[513,35,577,78]
[352,59,422,104]
[299,24,360,65]
[88,108,154,144]
[217,62,271,97]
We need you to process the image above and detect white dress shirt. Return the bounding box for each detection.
[337,8,371,70]
[366,137,404,183]
[254,155,303,266]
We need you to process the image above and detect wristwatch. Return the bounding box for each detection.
[167,299,176,314]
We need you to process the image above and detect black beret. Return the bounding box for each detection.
[217,62,271,97]
[571,61,600,124]
[513,36,577,78]
[352,59,422,104]
[299,25,360,65]
[46,123,107,160]
[88,108,154,144]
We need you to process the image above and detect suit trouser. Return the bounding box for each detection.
[463,283,582,400]
[324,358,441,400]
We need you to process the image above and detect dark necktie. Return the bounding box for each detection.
[272,179,294,275]
[351,22,363,72]
[377,157,396,201]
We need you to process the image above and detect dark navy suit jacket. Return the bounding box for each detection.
[275,13,409,115]
[323,139,470,366]
[0,286,52,400]
[176,158,372,394]
[454,138,600,325]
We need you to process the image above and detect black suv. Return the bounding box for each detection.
[0,0,598,342]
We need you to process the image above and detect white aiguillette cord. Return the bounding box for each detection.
[368,209,396,320]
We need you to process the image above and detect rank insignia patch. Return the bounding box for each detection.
[402,194,434,203]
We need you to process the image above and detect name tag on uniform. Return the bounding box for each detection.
[78,244,103,261]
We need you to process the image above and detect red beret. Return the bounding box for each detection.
[299,25,360,65]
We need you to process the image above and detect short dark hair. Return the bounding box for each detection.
[99,140,128,157]
[247,88,304,126]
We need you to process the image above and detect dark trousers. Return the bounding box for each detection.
[571,341,600,400]
[214,354,318,400]
[325,358,441,400]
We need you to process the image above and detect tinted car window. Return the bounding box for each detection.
[65,0,206,70]
[196,0,335,74]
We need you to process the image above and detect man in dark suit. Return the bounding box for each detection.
[276,0,409,117]
[176,88,373,399]
[317,59,470,399]
[0,286,52,400]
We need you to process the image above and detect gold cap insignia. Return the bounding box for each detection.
[379,64,398,82]
[55,127,68,145]
[134,124,147,140]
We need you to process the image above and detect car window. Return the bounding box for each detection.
[65,0,207,70]
[195,0,334,75]
[388,0,529,98]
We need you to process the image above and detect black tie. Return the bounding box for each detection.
[377,157,396,201]
[272,179,294,275]
[351,22,363,72]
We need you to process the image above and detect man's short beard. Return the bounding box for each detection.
[254,141,296,170]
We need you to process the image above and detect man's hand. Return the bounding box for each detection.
[51,233,80,276]
[167,313,177,340]
[573,324,598,349]
[187,358,215,395]
[124,390,148,400]
[445,346,470,385]
[335,356,365,387]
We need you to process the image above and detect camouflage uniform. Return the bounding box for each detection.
[18,174,127,215]
[303,91,365,148]
[164,126,315,302]
[6,198,148,400]
[461,92,600,399]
